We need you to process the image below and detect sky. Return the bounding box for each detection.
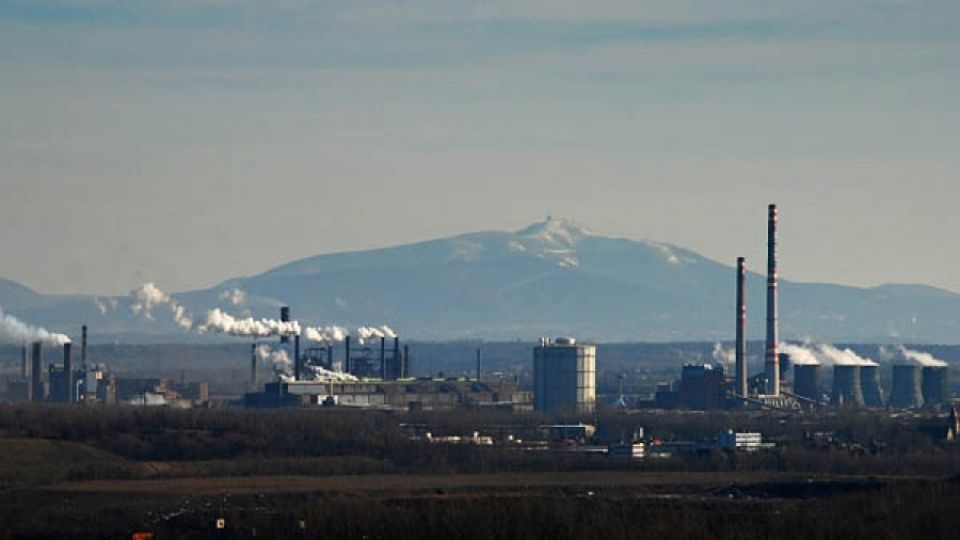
[0,1,957,296]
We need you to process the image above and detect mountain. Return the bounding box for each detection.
[2,218,960,343]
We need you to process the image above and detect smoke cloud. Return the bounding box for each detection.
[0,306,71,345]
[130,282,193,330]
[893,346,948,367]
[779,342,820,366]
[199,308,300,338]
[305,325,348,343]
[711,342,734,369]
[219,288,247,308]
[813,343,877,366]
[355,325,397,344]
[257,345,294,380]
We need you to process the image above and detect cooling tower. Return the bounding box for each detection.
[793,364,821,402]
[889,365,924,409]
[832,365,864,408]
[922,366,949,407]
[860,364,884,407]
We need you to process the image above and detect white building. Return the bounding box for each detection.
[716,430,764,451]
[533,337,596,414]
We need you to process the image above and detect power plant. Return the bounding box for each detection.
[890,364,925,409]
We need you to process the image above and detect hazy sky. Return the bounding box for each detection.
[1,1,958,295]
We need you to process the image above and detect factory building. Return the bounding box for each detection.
[678,364,727,410]
[533,337,596,414]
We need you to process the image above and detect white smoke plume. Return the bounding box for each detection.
[711,342,734,369]
[199,308,300,338]
[257,345,294,380]
[305,325,348,343]
[219,288,247,307]
[130,282,193,330]
[812,343,877,366]
[0,306,71,345]
[779,342,820,366]
[355,325,397,344]
[303,364,359,383]
[93,296,118,315]
[896,346,948,367]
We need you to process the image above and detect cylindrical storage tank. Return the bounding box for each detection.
[860,365,884,407]
[921,366,949,408]
[793,364,820,402]
[832,365,864,408]
[889,365,924,409]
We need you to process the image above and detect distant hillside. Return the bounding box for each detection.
[2,218,960,343]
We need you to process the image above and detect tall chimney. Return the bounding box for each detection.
[294,334,301,381]
[393,337,401,380]
[250,343,257,389]
[403,344,410,378]
[765,204,780,396]
[380,337,387,380]
[30,341,43,402]
[476,347,482,382]
[20,345,27,380]
[81,325,88,370]
[63,342,73,404]
[735,257,748,398]
[327,343,334,370]
[344,336,351,375]
[280,306,290,344]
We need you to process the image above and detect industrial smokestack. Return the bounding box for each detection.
[393,337,401,381]
[380,336,387,380]
[63,342,73,404]
[30,341,43,402]
[294,334,301,381]
[327,343,334,370]
[250,343,257,389]
[765,204,780,396]
[403,344,410,378]
[735,257,747,398]
[345,336,351,375]
[832,365,864,408]
[20,345,27,380]
[476,347,482,382]
[81,325,88,370]
[921,366,949,408]
[793,364,820,402]
[279,306,291,344]
[860,364,884,407]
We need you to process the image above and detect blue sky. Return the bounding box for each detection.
[0,1,958,294]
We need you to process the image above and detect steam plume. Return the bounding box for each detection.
[0,306,71,345]
[199,308,300,338]
[355,325,397,344]
[219,288,247,307]
[257,345,294,380]
[305,325,348,343]
[130,282,193,330]
[894,346,948,367]
[812,343,877,366]
[779,342,820,366]
[711,342,734,369]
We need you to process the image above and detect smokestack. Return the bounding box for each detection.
[250,343,257,390]
[831,365,864,408]
[81,325,88,370]
[380,336,386,380]
[280,306,290,344]
[403,344,410,378]
[860,364,884,407]
[922,366,949,408]
[345,336,351,375]
[63,342,73,404]
[890,365,924,409]
[393,337,401,381]
[793,364,820,402]
[294,334,301,381]
[327,343,334,370]
[476,347,483,382]
[20,345,27,380]
[765,204,780,396]
[735,257,747,398]
[30,341,43,402]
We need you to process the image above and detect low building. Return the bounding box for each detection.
[716,430,764,451]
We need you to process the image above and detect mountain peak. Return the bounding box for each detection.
[516,216,593,245]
